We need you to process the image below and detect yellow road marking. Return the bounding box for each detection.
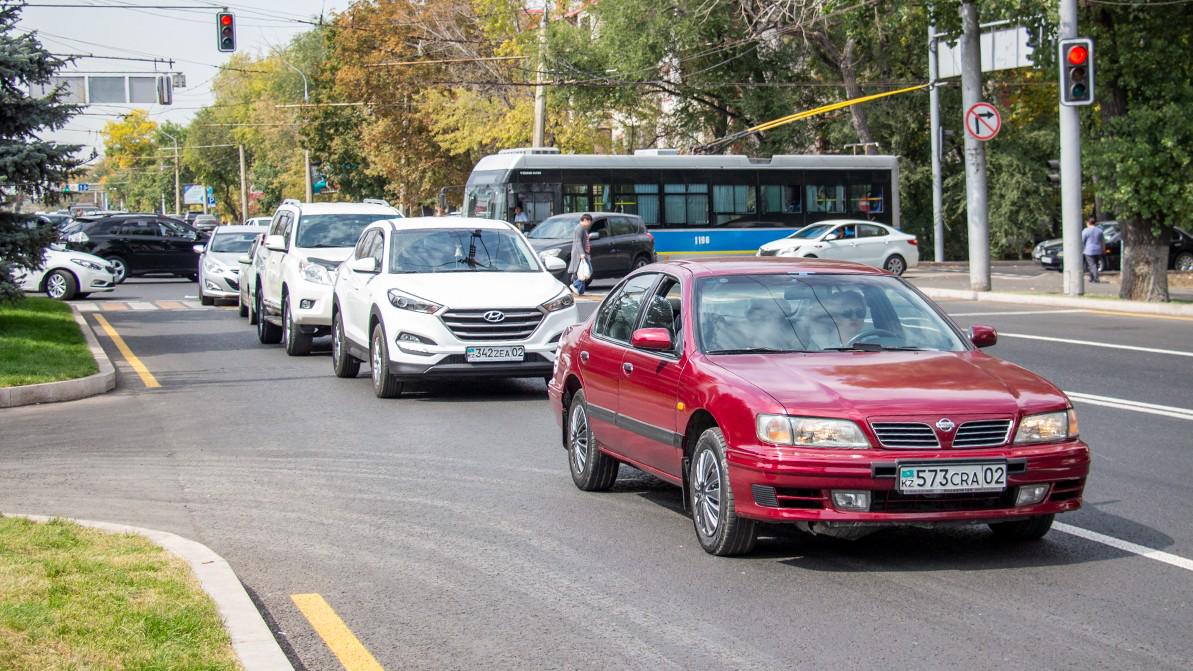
[291,594,384,671]
[1087,309,1193,322]
[92,314,161,388]
[156,300,184,309]
[100,302,128,311]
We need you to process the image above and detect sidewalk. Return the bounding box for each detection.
[906,260,1193,302]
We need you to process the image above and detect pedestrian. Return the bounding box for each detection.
[568,213,593,295]
[513,204,529,231]
[1082,217,1105,283]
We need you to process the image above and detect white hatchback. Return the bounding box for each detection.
[330,217,578,398]
[756,220,918,275]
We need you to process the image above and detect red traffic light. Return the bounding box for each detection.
[1066,44,1088,66]
[220,14,232,25]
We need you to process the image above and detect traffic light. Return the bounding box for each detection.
[216,12,235,53]
[1060,37,1094,106]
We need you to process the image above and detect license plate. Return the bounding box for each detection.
[897,462,1007,494]
[465,345,525,363]
[1041,256,1054,264]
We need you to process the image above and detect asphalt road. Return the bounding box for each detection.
[3,279,1192,670]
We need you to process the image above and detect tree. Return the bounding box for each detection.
[0,4,83,302]
[98,109,163,212]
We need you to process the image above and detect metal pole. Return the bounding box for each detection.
[239,144,248,223]
[161,130,181,216]
[304,149,313,202]
[284,60,313,201]
[959,1,990,291]
[1059,0,1083,296]
[531,5,548,147]
[929,22,945,263]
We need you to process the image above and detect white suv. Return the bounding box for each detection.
[254,199,402,354]
[329,216,577,398]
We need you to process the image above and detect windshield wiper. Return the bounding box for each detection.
[823,344,928,352]
[706,347,802,355]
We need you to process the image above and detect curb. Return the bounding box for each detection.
[918,288,1193,317]
[0,306,116,408]
[8,514,293,671]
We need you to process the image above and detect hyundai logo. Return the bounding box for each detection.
[935,418,956,433]
[482,310,506,323]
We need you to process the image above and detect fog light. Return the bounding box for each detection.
[831,490,871,512]
[204,280,220,291]
[1015,484,1050,507]
[299,299,314,309]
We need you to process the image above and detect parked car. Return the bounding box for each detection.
[64,214,206,283]
[330,216,575,397]
[548,257,1090,555]
[1034,222,1193,272]
[192,214,219,234]
[195,225,262,306]
[756,219,918,275]
[526,212,655,283]
[238,232,266,319]
[243,216,271,227]
[253,199,402,355]
[14,244,116,300]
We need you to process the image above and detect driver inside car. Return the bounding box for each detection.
[808,291,868,348]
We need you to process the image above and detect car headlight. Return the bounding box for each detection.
[70,258,103,271]
[756,414,870,448]
[66,231,89,243]
[540,291,574,313]
[540,248,563,258]
[1014,409,1078,444]
[299,259,333,285]
[387,289,441,314]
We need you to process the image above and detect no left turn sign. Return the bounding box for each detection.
[965,102,1001,141]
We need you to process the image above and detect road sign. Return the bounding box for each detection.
[183,184,205,205]
[206,186,215,196]
[965,102,1001,141]
[77,183,90,192]
[207,195,216,207]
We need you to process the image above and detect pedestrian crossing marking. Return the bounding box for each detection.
[73,300,235,312]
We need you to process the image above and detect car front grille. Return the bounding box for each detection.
[440,308,544,341]
[758,248,779,257]
[951,420,1012,448]
[870,422,939,449]
[870,489,1015,513]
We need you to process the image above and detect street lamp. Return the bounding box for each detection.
[282,59,313,202]
[160,129,180,216]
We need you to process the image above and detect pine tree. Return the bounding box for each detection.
[0,3,84,302]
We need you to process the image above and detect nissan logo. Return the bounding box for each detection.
[935,418,956,433]
[483,310,506,323]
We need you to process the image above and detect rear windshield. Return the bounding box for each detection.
[528,215,580,239]
[296,213,394,248]
[209,232,257,253]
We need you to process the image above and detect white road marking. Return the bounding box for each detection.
[948,309,1088,317]
[1055,523,1193,573]
[1065,391,1193,422]
[181,300,205,309]
[1001,332,1193,358]
[127,301,157,311]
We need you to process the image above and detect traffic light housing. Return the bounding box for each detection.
[1060,37,1094,106]
[216,12,235,53]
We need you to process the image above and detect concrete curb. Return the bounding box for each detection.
[0,306,116,408]
[8,514,293,671]
[919,288,1193,317]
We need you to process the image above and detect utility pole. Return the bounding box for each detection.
[1059,0,1083,296]
[531,3,548,148]
[928,22,945,262]
[283,59,314,202]
[238,144,248,223]
[959,1,990,291]
[161,129,181,215]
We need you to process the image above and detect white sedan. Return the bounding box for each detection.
[16,245,117,300]
[756,219,919,275]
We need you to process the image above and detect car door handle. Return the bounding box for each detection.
[623,362,633,375]
[580,351,589,362]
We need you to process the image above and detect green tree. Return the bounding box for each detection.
[0,4,83,302]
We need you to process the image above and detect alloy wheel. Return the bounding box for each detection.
[371,333,383,387]
[570,403,590,472]
[46,273,67,299]
[333,317,342,361]
[693,449,722,537]
[108,258,126,283]
[886,257,905,275]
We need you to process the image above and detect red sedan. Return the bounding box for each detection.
[547,258,1090,556]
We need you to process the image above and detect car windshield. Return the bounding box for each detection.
[698,273,966,353]
[527,215,580,239]
[390,227,541,273]
[787,223,833,240]
[295,213,394,248]
[209,232,257,253]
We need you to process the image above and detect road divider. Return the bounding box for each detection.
[1055,523,1193,574]
[291,593,384,671]
[1001,332,1193,358]
[1066,391,1193,422]
[92,314,160,389]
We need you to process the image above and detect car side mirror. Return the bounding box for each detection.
[350,256,379,274]
[192,244,206,254]
[588,231,600,240]
[541,255,566,272]
[631,327,673,351]
[237,255,251,264]
[265,234,286,251]
[825,233,841,241]
[969,325,997,348]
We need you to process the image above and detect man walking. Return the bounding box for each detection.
[568,213,593,295]
[1082,217,1105,283]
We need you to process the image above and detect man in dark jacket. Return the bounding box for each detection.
[567,213,593,295]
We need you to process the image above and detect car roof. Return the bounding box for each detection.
[384,216,518,231]
[542,211,640,219]
[209,225,264,234]
[283,202,400,215]
[663,256,888,277]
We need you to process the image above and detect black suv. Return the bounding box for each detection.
[526,212,656,283]
[65,214,206,283]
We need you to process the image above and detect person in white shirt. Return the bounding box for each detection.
[513,205,529,231]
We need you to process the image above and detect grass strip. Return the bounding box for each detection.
[0,516,240,671]
[0,297,97,387]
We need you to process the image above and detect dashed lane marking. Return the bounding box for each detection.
[292,594,385,671]
[92,314,160,389]
[1001,332,1193,358]
[1066,391,1193,422]
[947,309,1088,317]
[1055,523,1193,574]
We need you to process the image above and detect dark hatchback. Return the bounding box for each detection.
[65,214,207,283]
[526,212,656,283]
[1035,222,1193,272]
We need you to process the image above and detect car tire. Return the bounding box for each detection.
[690,427,756,556]
[332,311,361,379]
[884,254,907,276]
[238,300,248,318]
[105,256,128,284]
[1175,252,1193,272]
[76,292,90,299]
[566,389,619,491]
[44,269,78,300]
[370,322,403,398]
[283,295,313,356]
[632,254,651,271]
[989,514,1054,541]
[256,290,282,344]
